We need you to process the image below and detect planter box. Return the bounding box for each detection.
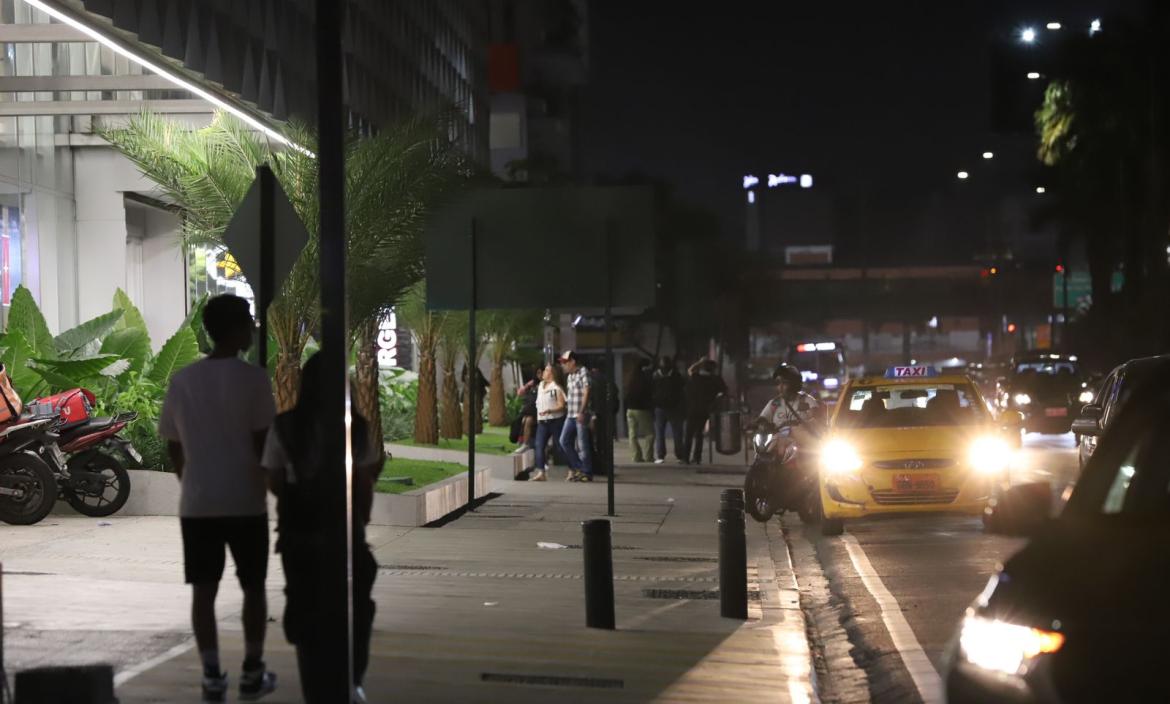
[52,469,278,517]
[386,444,533,480]
[369,465,491,527]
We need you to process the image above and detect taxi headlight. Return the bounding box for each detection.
[1013,393,1032,406]
[959,614,1064,675]
[968,436,1012,474]
[1078,390,1094,404]
[821,439,863,476]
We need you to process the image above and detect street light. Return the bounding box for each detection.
[1090,19,1102,35]
[1021,27,1037,43]
[1036,186,1047,194]
[957,171,970,180]
[1027,72,1042,80]
[982,151,994,159]
[1046,22,1062,30]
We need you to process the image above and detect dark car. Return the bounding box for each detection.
[786,340,848,403]
[945,368,1170,703]
[1073,354,1170,470]
[996,353,1091,434]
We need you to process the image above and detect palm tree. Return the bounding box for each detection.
[397,282,443,444]
[101,111,467,442]
[482,309,541,426]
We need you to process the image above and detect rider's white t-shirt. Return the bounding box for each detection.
[760,392,821,429]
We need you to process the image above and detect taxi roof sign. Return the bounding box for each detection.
[885,365,939,379]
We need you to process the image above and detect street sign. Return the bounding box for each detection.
[223,166,310,297]
[1052,270,1124,310]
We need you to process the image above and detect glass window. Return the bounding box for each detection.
[1096,420,1170,515]
[837,383,987,429]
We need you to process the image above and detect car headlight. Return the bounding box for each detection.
[959,614,1065,675]
[823,377,840,389]
[968,436,1012,474]
[1013,393,1032,406]
[821,438,863,476]
[1078,390,1094,404]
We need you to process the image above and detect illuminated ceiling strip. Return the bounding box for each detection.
[20,0,314,157]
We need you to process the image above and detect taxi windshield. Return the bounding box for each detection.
[837,383,988,429]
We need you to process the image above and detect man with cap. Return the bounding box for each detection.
[557,350,594,482]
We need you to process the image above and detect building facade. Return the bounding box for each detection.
[1,0,487,346]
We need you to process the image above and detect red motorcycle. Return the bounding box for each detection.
[26,389,139,518]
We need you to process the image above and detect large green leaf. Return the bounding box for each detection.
[100,328,151,374]
[29,365,83,394]
[53,310,124,357]
[0,331,47,399]
[113,288,151,340]
[148,327,199,388]
[183,296,211,354]
[33,354,125,382]
[6,286,56,359]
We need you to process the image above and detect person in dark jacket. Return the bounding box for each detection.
[652,357,687,464]
[683,358,727,465]
[623,359,655,462]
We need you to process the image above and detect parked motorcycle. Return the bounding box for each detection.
[743,418,820,523]
[0,417,61,525]
[26,389,138,518]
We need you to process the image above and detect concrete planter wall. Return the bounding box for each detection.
[386,444,533,480]
[369,465,491,527]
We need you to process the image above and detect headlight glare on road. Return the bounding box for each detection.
[1078,390,1094,404]
[959,614,1065,675]
[821,439,863,476]
[968,436,1012,474]
[1013,393,1032,406]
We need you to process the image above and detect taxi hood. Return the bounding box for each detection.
[839,425,984,458]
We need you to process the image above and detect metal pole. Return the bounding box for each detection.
[604,221,615,517]
[257,165,274,369]
[467,219,477,509]
[316,0,352,698]
[718,503,748,620]
[582,519,616,629]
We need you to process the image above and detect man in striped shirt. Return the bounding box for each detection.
[557,350,594,482]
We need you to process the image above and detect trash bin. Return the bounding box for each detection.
[714,410,742,455]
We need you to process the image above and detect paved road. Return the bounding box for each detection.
[785,432,1081,703]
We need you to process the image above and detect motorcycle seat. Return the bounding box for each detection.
[57,417,117,442]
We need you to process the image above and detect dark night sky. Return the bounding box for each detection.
[582,1,1137,259]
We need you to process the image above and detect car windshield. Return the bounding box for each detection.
[836,383,988,429]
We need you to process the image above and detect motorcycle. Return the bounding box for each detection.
[0,417,61,525]
[26,389,138,518]
[743,418,820,523]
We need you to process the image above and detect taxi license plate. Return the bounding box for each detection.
[893,473,939,492]
[1045,407,1068,417]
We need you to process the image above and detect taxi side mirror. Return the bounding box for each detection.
[983,482,1052,536]
[1071,405,1103,437]
[999,410,1024,428]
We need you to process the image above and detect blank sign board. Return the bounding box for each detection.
[424,186,655,311]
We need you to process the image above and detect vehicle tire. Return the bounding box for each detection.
[820,518,844,537]
[65,451,131,518]
[797,489,822,525]
[744,465,775,523]
[0,453,57,525]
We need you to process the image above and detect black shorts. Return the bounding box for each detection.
[180,515,270,588]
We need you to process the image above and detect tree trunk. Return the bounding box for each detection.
[488,352,507,426]
[440,358,463,439]
[414,348,439,444]
[354,319,384,456]
[273,350,302,413]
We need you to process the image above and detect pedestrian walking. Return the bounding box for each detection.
[531,363,567,481]
[683,358,727,465]
[158,294,277,703]
[624,359,655,462]
[557,350,594,482]
[261,353,383,704]
[511,364,541,454]
[652,356,686,464]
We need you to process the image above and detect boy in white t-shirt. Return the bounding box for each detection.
[159,295,277,703]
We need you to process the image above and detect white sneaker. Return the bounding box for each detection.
[532,470,547,482]
[512,446,528,455]
[654,458,665,465]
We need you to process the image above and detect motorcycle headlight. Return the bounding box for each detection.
[1013,393,1032,406]
[968,436,1012,474]
[1078,390,1094,404]
[753,433,774,450]
[821,439,862,476]
[959,614,1064,676]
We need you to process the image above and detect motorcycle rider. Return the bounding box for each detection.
[760,363,824,432]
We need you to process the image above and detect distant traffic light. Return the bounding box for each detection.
[1007,323,1018,333]
[1055,263,1065,273]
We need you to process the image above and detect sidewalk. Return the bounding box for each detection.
[2,444,816,703]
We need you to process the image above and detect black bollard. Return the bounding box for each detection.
[718,507,748,619]
[720,488,744,513]
[582,519,616,629]
[14,665,116,704]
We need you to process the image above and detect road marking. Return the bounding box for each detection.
[113,638,196,687]
[841,534,944,704]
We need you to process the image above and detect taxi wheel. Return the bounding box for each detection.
[820,518,844,537]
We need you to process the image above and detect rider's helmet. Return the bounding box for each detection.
[771,363,803,393]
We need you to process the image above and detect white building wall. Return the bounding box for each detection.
[140,207,186,349]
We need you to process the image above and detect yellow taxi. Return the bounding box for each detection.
[818,365,1016,536]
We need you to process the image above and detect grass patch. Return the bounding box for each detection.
[376,458,467,494]
[394,424,515,456]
